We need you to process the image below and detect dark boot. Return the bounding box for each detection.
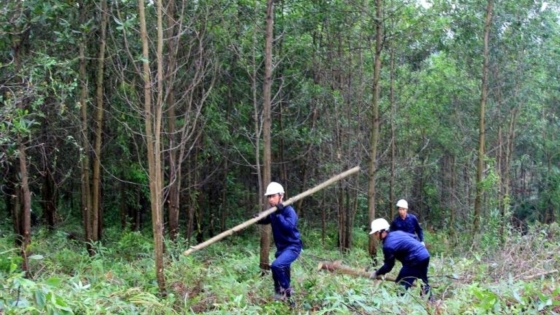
[421,284,434,302]
[282,287,295,307]
[273,291,285,301]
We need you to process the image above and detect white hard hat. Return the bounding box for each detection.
[396,199,408,209]
[370,218,390,235]
[265,182,285,196]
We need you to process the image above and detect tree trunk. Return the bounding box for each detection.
[337,183,346,250]
[503,106,518,223]
[186,144,199,243]
[473,0,493,233]
[259,0,274,271]
[78,36,93,254]
[344,185,353,250]
[11,11,31,274]
[367,0,383,260]
[138,0,166,295]
[17,136,31,273]
[92,0,108,243]
[389,44,396,220]
[450,155,457,241]
[165,0,181,241]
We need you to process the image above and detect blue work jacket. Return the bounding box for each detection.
[376,230,430,276]
[390,213,424,242]
[257,205,302,252]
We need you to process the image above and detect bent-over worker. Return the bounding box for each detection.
[369,218,432,300]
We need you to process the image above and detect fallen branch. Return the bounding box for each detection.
[317,260,396,282]
[317,261,441,289]
[183,166,361,256]
[520,269,558,281]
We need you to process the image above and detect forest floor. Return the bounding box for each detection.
[1,222,560,314]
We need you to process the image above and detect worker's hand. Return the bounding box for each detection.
[276,202,284,211]
[369,271,377,279]
[421,242,425,247]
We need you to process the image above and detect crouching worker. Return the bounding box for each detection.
[369,218,432,300]
[256,182,302,303]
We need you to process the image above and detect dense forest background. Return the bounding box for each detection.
[1,0,560,313]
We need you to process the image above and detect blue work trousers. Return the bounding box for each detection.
[396,257,431,297]
[271,246,301,293]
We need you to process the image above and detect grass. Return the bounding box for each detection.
[1,222,560,314]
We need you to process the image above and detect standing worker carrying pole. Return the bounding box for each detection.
[183,166,359,256]
[256,182,302,303]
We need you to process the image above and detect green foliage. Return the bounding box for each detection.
[2,222,560,314]
[0,251,22,274]
[115,230,154,261]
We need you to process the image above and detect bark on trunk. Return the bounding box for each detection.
[473,0,493,233]
[78,34,94,255]
[259,0,274,272]
[368,0,383,260]
[92,0,108,243]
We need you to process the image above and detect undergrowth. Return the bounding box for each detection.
[1,222,560,314]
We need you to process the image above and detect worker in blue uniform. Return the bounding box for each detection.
[369,218,432,299]
[257,182,302,303]
[390,199,425,246]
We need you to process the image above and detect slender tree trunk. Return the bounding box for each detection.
[78,30,94,254]
[250,0,263,223]
[17,136,31,273]
[320,194,326,246]
[259,0,274,271]
[13,183,22,237]
[464,163,471,220]
[186,143,199,243]
[474,0,493,233]
[367,0,383,259]
[497,126,504,239]
[343,185,353,251]
[167,102,180,242]
[503,106,518,224]
[166,0,180,241]
[155,0,166,294]
[220,159,228,231]
[11,10,31,273]
[92,0,108,243]
[337,183,346,250]
[450,155,456,240]
[138,0,166,294]
[389,44,396,220]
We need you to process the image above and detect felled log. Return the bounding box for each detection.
[317,260,396,282]
[519,269,558,281]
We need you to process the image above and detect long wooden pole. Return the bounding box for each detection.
[183,166,361,256]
